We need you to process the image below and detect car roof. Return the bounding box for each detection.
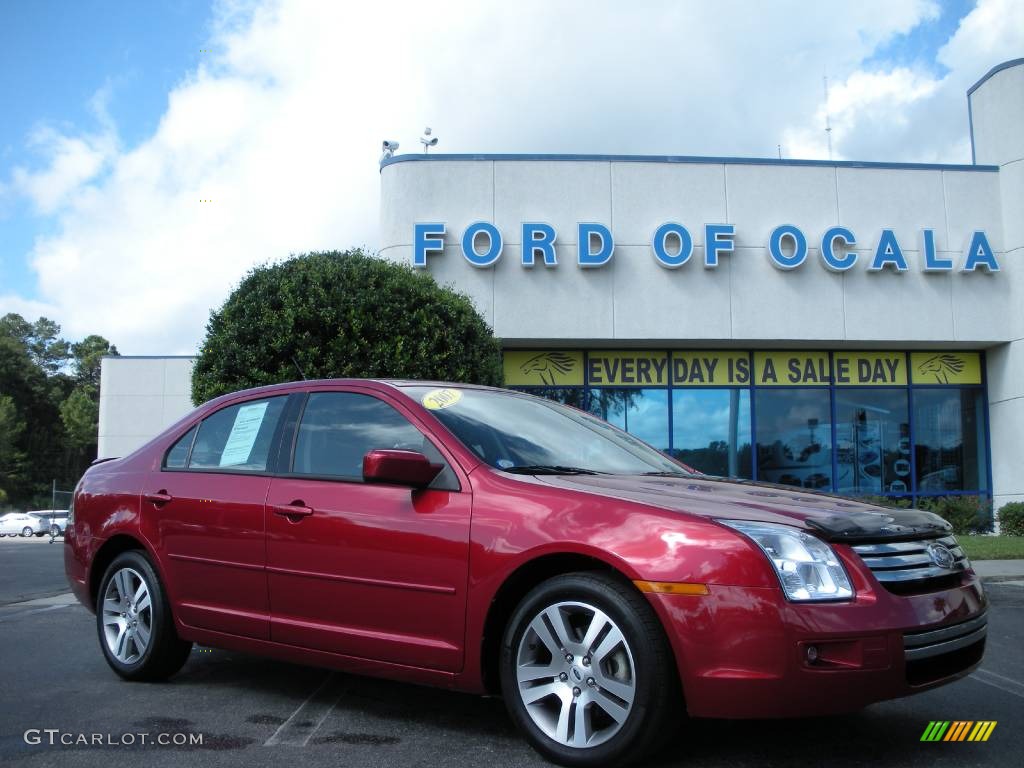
[202,378,511,407]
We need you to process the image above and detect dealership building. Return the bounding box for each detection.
[100,58,1023,515]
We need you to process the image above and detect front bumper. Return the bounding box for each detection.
[647,556,987,719]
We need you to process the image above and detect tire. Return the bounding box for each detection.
[500,572,678,768]
[50,525,60,538]
[21,527,33,537]
[96,550,192,681]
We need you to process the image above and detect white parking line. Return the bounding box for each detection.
[970,668,1024,699]
[263,672,346,746]
[8,592,77,607]
[0,604,72,623]
[0,593,78,622]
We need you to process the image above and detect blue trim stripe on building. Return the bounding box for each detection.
[966,58,1024,165]
[380,153,998,173]
[966,57,1024,98]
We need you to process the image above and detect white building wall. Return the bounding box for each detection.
[378,59,1024,504]
[970,60,1024,516]
[97,357,196,459]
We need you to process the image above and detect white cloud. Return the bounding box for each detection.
[9,85,119,215]
[782,0,1024,162]
[1,0,1020,353]
[0,293,60,321]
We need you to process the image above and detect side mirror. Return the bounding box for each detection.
[363,449,443,489]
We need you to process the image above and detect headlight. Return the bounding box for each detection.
[721,520,853,602]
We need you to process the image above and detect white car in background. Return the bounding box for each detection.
[29,510,69,537]
[0,512,39,538]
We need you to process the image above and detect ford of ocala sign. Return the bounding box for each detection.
[412,222,999,273]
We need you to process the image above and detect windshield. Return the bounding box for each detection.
[404,386,693,476]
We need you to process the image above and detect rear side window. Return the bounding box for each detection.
[164,425,197,468]
[188,397,287,472]
[292,392,457,488]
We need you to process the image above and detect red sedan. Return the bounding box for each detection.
[65,380,987,766]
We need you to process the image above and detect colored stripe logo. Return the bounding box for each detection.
[921,721,997,742]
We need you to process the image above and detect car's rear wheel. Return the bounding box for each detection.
[21,526,33,537]
[96,551,192,681]
[50,525,60,537]
[500,572,677,767]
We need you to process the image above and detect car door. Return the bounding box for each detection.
[266,388,472,672]
[142,394,291,640]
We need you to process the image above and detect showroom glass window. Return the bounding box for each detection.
[587,388,670,453]
[754,389,833,490]
[834,389,910,496]
[913,389,988,492]
[671,389,752,477]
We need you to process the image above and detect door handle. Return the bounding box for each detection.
[273,502,314,518]
[146,491,173,505]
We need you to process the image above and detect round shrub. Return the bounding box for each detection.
[998,502,1024,536]
[192,250,503,403]
[916,495,992,535]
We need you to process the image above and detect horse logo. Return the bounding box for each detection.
[917,354,965,384]
[519,352,577,385]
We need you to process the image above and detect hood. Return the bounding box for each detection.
[533,474,951,543]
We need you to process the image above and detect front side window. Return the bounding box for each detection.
[188,397,286,472]
[404,386,690,475]
[292,392,456,487]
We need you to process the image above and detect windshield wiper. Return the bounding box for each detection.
[503,465,603,475]
[640,470,691,477]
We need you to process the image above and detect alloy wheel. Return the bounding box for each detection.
[515,600,636,749]
[101,567,153,664]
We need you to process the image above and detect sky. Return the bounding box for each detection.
[0,0,1022,354]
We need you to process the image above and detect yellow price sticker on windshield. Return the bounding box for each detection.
[421,388,463,410]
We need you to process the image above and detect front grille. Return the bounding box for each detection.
[903,613,987,685]
[851,535,969,594]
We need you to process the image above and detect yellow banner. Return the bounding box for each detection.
[910,352,982,385]
[755,352,831,386]
[671,351,751,385]
[587,351,669,386]
[833,353,907,386]
[503,350,584,386]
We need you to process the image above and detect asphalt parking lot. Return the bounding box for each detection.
[1,537,1022,768]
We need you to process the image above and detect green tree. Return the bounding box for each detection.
[60,387,99,450]
[71,335,118,389]
[192,250,503,403]
[0,314,114,507]
[0,395,27,496]
[1,314,71,375]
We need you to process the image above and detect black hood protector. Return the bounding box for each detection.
[803,507,953,542]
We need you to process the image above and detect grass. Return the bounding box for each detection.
[958,535,1024,560]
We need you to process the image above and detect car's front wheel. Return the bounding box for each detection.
[500,572,677,767]
[96,550,192,681]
